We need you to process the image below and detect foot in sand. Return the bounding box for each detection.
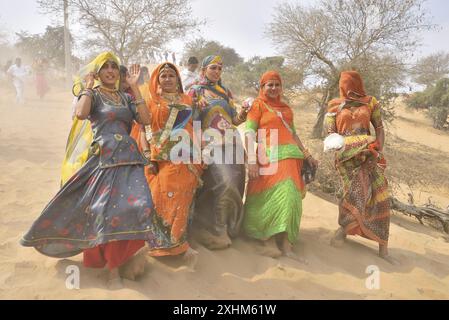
[379,245,400,266]
[330,227,347,248]
[119,247,149,281]
[195,228,232,250]
[182,247,199,271]
[107,268,124,290]
[282,251,309,265]
[258,237,282,258]
[379,254,400,266]
[280,235,308,264]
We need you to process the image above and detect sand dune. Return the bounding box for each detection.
[0,87,448,300]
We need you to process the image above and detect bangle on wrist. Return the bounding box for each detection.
[238,113,247,122]
[303,149,311,159]
[248,157,257,164]
[134,98,145,106]
[80,89,93,99]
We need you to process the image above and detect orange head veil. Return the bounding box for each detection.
[149,62,184,103]
[329,71,371,108]
[257,70,289,108]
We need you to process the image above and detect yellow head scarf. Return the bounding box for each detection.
[61,52,120,186]
[72,51,121,96]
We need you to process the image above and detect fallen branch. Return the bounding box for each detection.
[391,197,449,234]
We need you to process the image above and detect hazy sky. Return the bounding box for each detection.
[0,0,448,60]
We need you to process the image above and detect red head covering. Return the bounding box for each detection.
[149,62,184,103]
[257,70,289,108]
[329,71,371,108]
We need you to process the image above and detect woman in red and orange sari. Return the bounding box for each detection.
[326,71,397,264]
[131,62,203,268]
[243,71,318,260]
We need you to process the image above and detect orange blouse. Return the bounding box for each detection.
[326,97,383,136]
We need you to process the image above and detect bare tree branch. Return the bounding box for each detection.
[57,0,203,64]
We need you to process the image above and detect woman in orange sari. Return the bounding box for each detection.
[244,71,318,260]
[131,62,203,268]
[326,71,397,264]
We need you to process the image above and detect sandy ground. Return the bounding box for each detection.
[389,100,449,154]
[0,85,448,300]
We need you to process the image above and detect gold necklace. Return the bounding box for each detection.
[99,85,118,93]
[161,92,180,104]
[99,86,121,104]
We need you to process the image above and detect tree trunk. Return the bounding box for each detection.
[64,0,72,88]
[390,197,449,234]
[311,88,331,139]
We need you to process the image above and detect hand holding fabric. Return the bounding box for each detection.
[84,72,96,89]
[377,157,387,170]
[248,163,260,180]
[242,97,254,112]
[368,140,380,158]
[147,161,159,175]
[197,96,208,109]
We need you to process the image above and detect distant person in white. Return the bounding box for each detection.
[7,58,29,104]
[181,56,200,91]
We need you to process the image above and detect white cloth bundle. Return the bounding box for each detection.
[323,133,345,152]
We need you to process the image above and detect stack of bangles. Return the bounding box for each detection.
[303,149,312,159]
[237,111,248,122]
[80,88,94,98]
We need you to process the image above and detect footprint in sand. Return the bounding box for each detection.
[417,287,448,299]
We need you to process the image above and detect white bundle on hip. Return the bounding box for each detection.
[323,133,345,152]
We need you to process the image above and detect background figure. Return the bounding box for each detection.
[3,60,12,74]
[172,52,177,65]
[7,58,29,105]
[34,58,50,100]
[164,51,169,62]
[119,65,131,95]
[137,66,150,86]
[181,56,200,91]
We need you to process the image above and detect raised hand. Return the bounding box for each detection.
[84,72,96,89]
[126,64,141,88]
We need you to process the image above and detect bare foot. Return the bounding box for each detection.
[283,251,309,265]
[107,268,124,290]
[182,247,199,271]
[194,228,232,250]
[119,247,149,281]
[258,238,282,258]
[379,245,400,266]
[330,227,346,248]
[379,254,400,266]
[280,234,308,264]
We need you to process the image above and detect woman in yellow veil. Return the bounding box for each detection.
[61,52,123,185]
[21,52,158,289]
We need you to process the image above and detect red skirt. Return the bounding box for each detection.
[83,240,144,270]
